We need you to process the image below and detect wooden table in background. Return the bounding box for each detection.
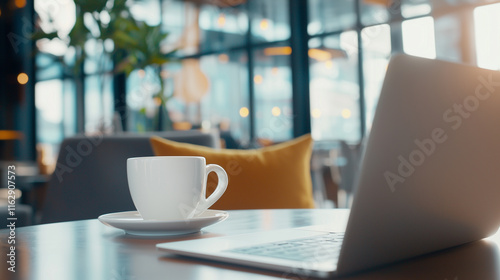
[1,209,500,280]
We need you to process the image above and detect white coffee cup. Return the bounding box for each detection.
[127,156,228,221]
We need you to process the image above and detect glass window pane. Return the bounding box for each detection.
[85,74,114,133]
[36,53,64,81]
[199,4,248,51]
[253,45,293,142]
[250,0,290,43]
[402,16,436,59]
[126,67,164,132]
[360,1,391,26]
[63,79,77,136]
[161,0,187,53]
[308,0,356,35]
[430,0,497,9]
[141,53,250,146]
[199,52,250,146]
[84,39,113,75]
[162,1,248,56]
[362,24,391,132]
[435,14,462,63]
[36,80,64,145]
[474,3,500,70]
[401,0,432,18]
[309,32,360,142]
[35,75,77,162]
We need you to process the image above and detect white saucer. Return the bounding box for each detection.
[98,210,229,236]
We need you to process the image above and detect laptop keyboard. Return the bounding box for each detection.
[226,232,344,262]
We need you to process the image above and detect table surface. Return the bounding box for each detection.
[1,209,500,280]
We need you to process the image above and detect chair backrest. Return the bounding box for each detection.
[41,131,219,224]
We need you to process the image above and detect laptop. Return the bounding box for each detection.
[157,54,500,277]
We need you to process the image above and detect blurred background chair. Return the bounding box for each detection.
[310,140,363,209]
[40,130,219,224]
[335,140,362,208]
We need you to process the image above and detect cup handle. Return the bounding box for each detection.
[196,164,228,214]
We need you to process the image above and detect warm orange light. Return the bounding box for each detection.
[218,54,229,63]
[153,97,162,106]
[308,49,332,62]
[138,69,146,78]
[325,61,333,69]
[253,75,263,84]
[263,46,292,56]
[173,122,192,131]
[0,130,24,140]
[271,107,281,116]
[363,0,390,5]
[239,107,249,118]
[17,73,29,84]
[260,19,269,30]
[0,8,2,16]
[311,108,322,119]
[217,13,226,27]
[15,0,26,8]
[341,109,352,119]
[271,67,279,75]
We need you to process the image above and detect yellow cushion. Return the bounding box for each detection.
[150,134,315,209]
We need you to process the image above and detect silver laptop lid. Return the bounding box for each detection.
[337,54,500,275]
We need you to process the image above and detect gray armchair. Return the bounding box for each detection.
[41,130,220,224]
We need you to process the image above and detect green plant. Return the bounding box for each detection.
[32,0,176,130]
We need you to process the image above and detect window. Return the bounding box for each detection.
[254,46,293,142]
[199,52,250,143]
[35,79,76,160]
[434,14,462,63]
[85,75,114,133]
[402,16,436,59]
[308,0,356,36]
[250,0,290,42]
[35,80,64,144]
[34,0,76,150]
[360,1,390,26]
[362,24,391,132]
[32,0,495,152]
[401,0,432,18]
[309,32,360,142]
[474,3,500,70]
[126,67,164,131]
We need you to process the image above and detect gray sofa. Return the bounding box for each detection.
[41,130,219,224]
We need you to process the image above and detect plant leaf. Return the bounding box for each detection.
[30,31,59,41]
[112,30,140,49]
[74,0,107,13]
[68,14,90,48]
